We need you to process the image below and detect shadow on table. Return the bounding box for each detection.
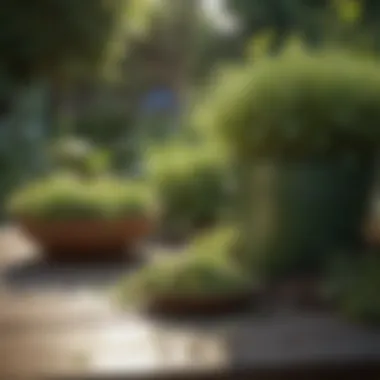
[221,313,380,380]
[1,252,145,291]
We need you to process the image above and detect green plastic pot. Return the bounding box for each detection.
[237,155,376,279]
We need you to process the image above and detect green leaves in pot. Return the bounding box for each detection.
[118,254,254,305]
[115,226,255,305]
[8,173,155,220]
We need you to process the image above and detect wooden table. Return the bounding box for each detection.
[1,227,379,380]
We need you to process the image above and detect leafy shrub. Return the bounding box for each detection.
[195,49,380,160]
[116,226,253,304]
[325,254,380,325]
[144,143,230,231]
[187,225,241,260]
[50,138,103,174]
[8,173,155,220]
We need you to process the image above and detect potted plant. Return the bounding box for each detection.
[144,142,230,242]
[195,48,380,280]
[8,173,156,262]
[116,226,258,315]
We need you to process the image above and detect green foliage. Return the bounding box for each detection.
[8,174,155,220]
[72,107,138,171]
[335,0,362,25]
[226,0,329,50]
[50,137,112,177]
[0,0,153,81]
[246,31,276,61]
[326,254,380,325]
[116,227,253,303]
[145,143,230,230]
[195,49,380,160]
[73,106,134,146]
[226,0,380,54]
[188,226,241,260]
[192,16,244,82]
[50,138,93,170]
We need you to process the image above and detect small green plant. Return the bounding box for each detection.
[325,254,380,325]
[117,252,253,304]
[145,143,230,231]
[62,105,139,172]
[8,173,155,220]
[187,225,241,260]
[50,137,112,177]
[116,226,254,304]
[195,49,380,160]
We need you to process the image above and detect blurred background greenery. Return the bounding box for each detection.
[1,0,380,323]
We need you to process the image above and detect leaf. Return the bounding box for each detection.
[334,0,362,26]
[246,30,275,61]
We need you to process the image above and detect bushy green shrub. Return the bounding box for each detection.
[187,225,241,260]
[195,49,380,160]
[116,226,253,304]
[145,143,230,230]
[325,254,380,325]
[8,173,155,220]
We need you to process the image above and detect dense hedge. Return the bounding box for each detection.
[196,50,380,160]
[145,143,230,231]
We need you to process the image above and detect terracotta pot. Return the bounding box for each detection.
[19,218,152,262]
[146,291,254,316]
